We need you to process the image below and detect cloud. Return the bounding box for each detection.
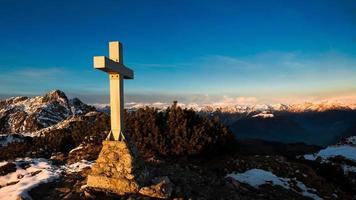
[132,50,356,80]
[1,50,355,106]
[316,94,356,104]
[194,51,304,71]
[19,50,356,105]
[130,63,189,69]
[197,55,253,69]
[209,96,259,106]
[18,68,65,78]
[0,67,67,81]
[0,67,71,94]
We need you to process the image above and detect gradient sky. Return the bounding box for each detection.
[0,0,355,105]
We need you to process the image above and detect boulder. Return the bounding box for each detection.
[139,176,173,199]
[0,162,16,176]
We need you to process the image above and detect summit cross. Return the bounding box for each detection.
[93,41,134,141]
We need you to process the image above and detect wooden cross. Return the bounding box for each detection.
[93,41,134,141]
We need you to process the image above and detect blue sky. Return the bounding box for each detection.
[0,0,355,104]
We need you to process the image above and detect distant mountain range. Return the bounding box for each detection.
[1,90,355,146]
[121,101,356,146]
[121,101,356,113]
[117,100,356,146]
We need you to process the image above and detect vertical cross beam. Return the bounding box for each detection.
[109,73,124,140]
[109,42,124,141]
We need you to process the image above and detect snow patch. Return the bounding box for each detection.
[295,181,323,200]
[63,160,93,173]
[252,112,274,118]
[304,145,356,162]
[227,169,322,200]
[344,136,356,146]
[0,158,60,200]
[341,164,356,175]
[0,161,8,168]
[69,144,84,154]
[25,116,79,137]
[227,168,289,188]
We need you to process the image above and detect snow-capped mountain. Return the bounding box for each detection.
[122,101,356,114]
[0,90,95,134]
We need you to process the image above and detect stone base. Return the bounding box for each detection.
[87,139,149,195]
[87,175,139,194]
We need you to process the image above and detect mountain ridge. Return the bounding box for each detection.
[121,101,356,113]
[0,90,95,134]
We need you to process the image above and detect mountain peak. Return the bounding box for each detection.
[0,90,95,134]
[45,90,67,99]
[42,90,69,106]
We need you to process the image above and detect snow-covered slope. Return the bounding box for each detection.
[304,145,356,162]
[0,158,61,200]
[0,90,95,134]
[0,157,94,200]
[304,136,356,175]
[304,136,356,162]
[227,169,322,200]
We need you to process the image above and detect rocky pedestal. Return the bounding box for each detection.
[87,139,149,195]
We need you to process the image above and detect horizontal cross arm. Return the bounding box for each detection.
[93,56,134,79]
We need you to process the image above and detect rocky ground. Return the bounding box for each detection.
[0,138,353,200]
